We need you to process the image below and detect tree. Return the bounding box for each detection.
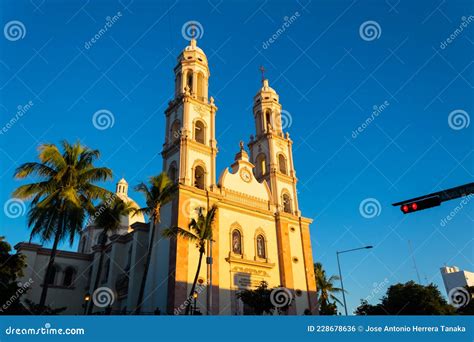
[314,262,344,315]
[133,173,178,314]
[163,205,217,315]
[355,281,456,315]
[0,237,27,314]
[13,141,112,310]
[86,197,134,314]
[236,281,292,315]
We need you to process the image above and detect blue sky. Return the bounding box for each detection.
[0,0,473,314]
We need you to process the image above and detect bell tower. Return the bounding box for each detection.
[248,79,299,216]
[162,38,218,189]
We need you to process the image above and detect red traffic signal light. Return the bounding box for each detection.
[400,196,441,214]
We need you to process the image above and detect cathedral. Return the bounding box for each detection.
[15,37,317,315]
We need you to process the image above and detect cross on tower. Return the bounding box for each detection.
[259,66,265,84]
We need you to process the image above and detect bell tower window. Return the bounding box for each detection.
[265,110,272,130]
[278,154,287,175]
[170,120,181,142]
[194,120,205,144]
[168,162,177,183]
[186,71,193,93]
[255,153,266,177]
[283,193,292,214]
[194,165,205,190]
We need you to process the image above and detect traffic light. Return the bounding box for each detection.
[400,196,441,214]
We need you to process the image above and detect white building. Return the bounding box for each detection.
[440,266,474,296]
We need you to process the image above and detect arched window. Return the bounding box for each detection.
[283,193,292,214]
[46,265,58,285]
[265,110,272,130]
[255,153,266,177]
[186,71,193,93]
[278,154,287,175]
[63,267,75,287]
[168,162,177,183]
[125,245,132,271]
[197,73,204,99]
[194,165,205,190]
[256,111,263,134]
[256,235,266,259]
[194,120,205,144]
[232,230,242,255]
[170,120,181,142]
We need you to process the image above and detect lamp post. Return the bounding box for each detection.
[192,291,198,315]
[83,293,90,315]
[336,245,373,315]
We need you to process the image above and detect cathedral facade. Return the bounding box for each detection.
[15,38,317,315]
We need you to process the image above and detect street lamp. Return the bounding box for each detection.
[336,245,373,315]
[192,291,198,315]
[83,293,90,315]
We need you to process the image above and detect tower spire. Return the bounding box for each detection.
[259,65,266,84]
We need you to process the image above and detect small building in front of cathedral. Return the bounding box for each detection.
[15,37,317,315]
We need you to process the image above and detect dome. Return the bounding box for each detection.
[254,79,279,103]
[179,38,208,64]
[114,178,145,229]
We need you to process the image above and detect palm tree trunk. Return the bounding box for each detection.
[87,241,106,315]
[185,248,204,315]
[38,227,61,309]
[135,216,158,314]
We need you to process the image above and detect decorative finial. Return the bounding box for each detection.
[239,140,244,151]
[259,65,265,84]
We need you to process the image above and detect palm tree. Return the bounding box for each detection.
[13,141,112,309]
[314,262,345,314]
[87,197,133,314]
[133,173,178,314]
[163,204,218,315]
